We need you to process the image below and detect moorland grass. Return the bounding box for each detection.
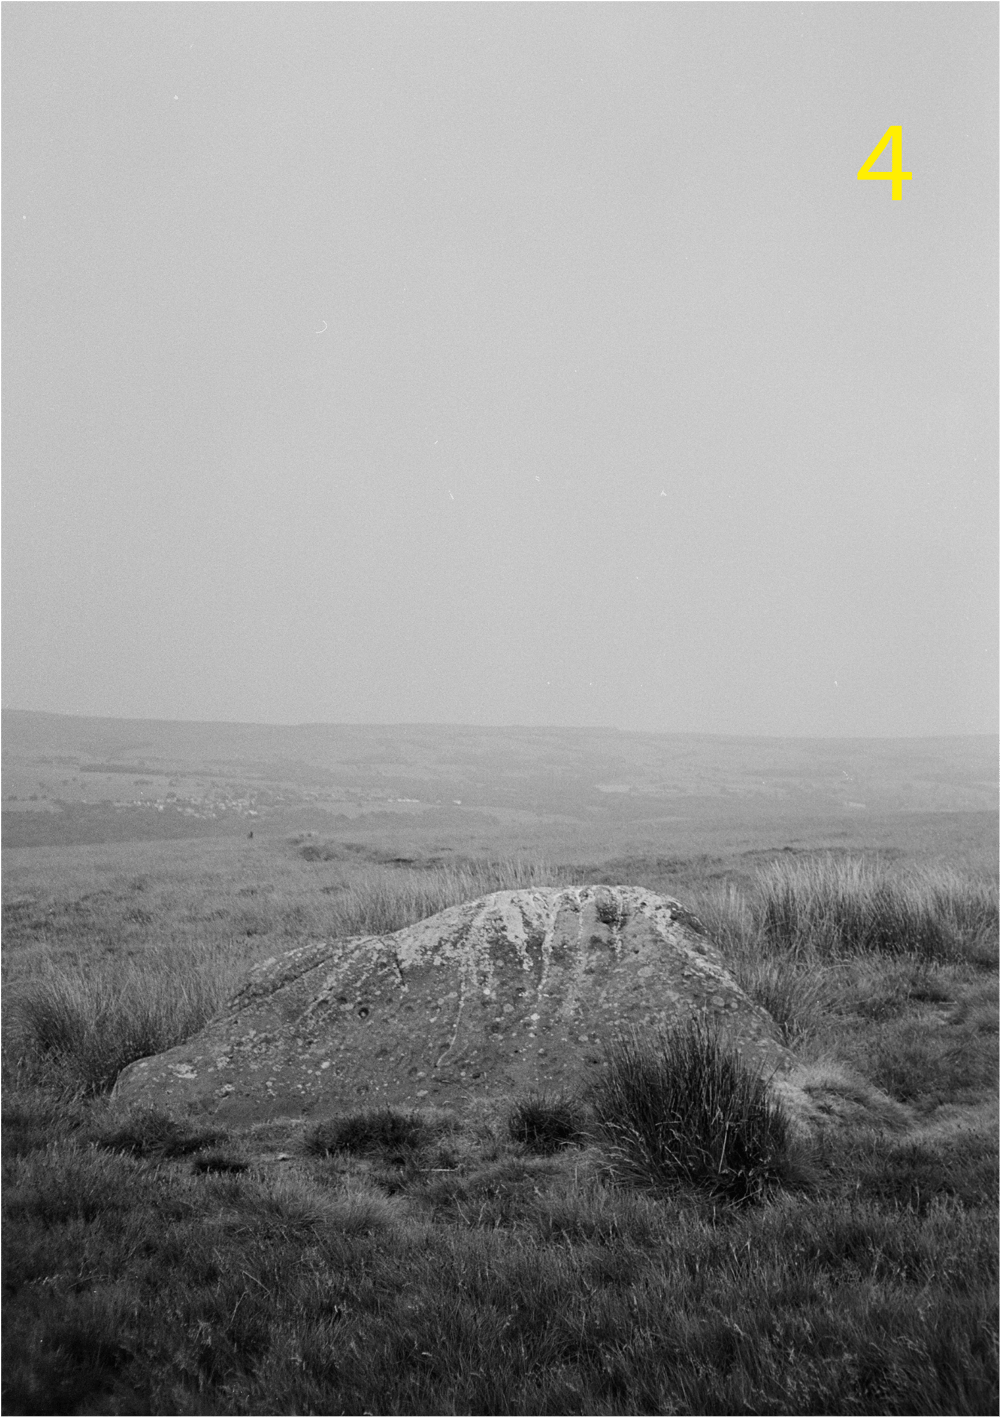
[316,855,561,939]
[11,955,231,1094]
[749,854,999,963]
[591,1020,801,1204]
[2,840,997,1414]
[95,1107,227,1161]
[2,1100,996,1416]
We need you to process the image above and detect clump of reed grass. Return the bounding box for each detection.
[10,955,232,1094]
[752,856,998,962]
[591,1019,797,1205]
[731,958,841,1047]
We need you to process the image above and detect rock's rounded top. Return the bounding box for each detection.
[114,885,791,1125]
[237,884,717,1003]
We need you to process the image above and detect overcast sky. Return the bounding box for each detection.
[3,2,996,736]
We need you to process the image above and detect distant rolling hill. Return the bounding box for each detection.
[2,709,996,857]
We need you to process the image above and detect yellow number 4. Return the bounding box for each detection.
[857,125,911,200]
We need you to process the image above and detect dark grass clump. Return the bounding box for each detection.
[591,1019,797,1205]
[507,1093,588,1154]
[96,1108,227,1160]
[305,1106,431,1158]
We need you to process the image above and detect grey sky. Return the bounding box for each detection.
[3,2,996,736]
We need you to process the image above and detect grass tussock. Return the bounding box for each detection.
[507,1094,589,1155]
[592,1020,802,1205]
[305,1106,433,1158]
[8,951,235,1094]
[95,1107,227,1160]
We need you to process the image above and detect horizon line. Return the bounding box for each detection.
[2,706,996,744]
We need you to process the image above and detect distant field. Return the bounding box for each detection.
[3,711,997,862]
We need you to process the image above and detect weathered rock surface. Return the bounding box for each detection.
[114,886,792,1124]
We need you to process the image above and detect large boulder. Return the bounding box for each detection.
[114,886,791,1124]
